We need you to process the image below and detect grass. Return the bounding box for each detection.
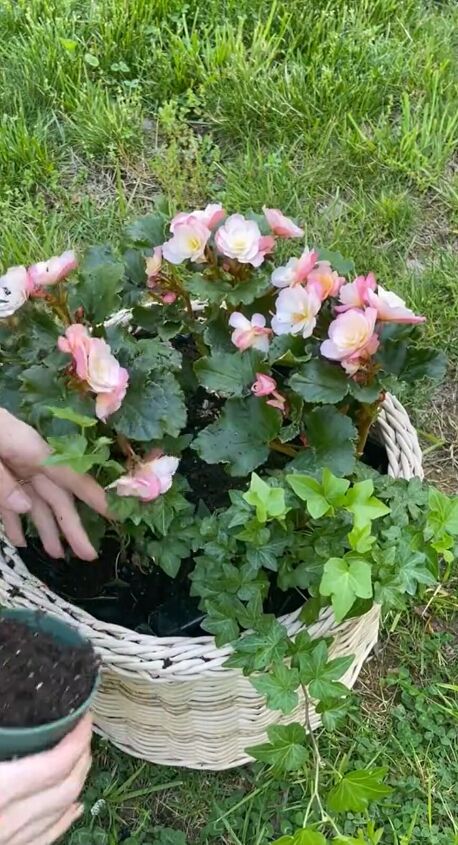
[0,0,457,842]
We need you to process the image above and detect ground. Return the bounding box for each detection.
[0,0,457,842]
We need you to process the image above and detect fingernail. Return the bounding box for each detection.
[73,803,84,820]
[6,489,31,513]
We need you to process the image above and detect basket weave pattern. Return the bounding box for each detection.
[0,393,422,770]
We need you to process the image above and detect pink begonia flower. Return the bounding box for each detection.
[215,214,274,267]
[110,455,179,502]
[251,373,277,397]
[170,203,225,233]
[162,218,211,265]
[229,312,271,353]
[266,394,287,412]
[145,247,162,287]
[251,373,286,412]
[366,284,426,324]
[336,273,377,312]
[321,307,379,375]
[271,286,321,339]
[0,266,30,318]
[57,323,92,380]
[271,249,319,289]
[161,292,177,304]
[95,367,129,421]
[58,328,129,420]
[263,207,304,238]
[307,261,344,302]
[28,250,77,289]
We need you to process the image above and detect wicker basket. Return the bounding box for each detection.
[0,394,422,770]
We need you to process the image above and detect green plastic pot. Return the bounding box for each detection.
[0,608,99,760]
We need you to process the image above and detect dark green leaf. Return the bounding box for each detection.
[316,697,350,730]
[226,616,289,673]
[225,273,271,306]
[289,359,349,404]
[305,406,357,475]
[297,639,353,700]
[72,245,124,323]
[251,662,300,714]
[192,397,281,477]
[123,213,166,247]
[112,374,186,441]
[134,338,182,374]
[201,597,241,646]
[268,335,311,366]
[247,723,309,772]
[194,350,263,398]
[327,767,392,813]
[184,273,232,304]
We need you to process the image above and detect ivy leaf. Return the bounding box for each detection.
[72,245,124,323]
[316,247,354,275]
[427,488,458,537]
[316,697,350,730]
[194,350,263,398]
[123,212,166,247]
[244,473,288,523]
[247,723,309,773]
[192,397,281,477]
[112,374,186,441]
[327,767,392,813]
[287,469,350,519]
[289,359,349,404]
[305,406,357,476]
[344,480,390,528]
[202,598,241,646]
[148,536,189,578]
[298,640,353,700]
[347,523,375,554]
[251,662,300,714]
[226,616,289,673]
[320,556,373,622]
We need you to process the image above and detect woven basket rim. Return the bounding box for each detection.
[0,392,422,677]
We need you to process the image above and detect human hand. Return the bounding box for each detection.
[0,715,92,845]
[0,409,107,560]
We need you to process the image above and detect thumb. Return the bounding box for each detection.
[0,460,31,513]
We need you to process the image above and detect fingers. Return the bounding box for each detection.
[9,803,84,845]
[0,459,31,513]
[26,486,65,559]
[31,475,97,561]
[44,465,108,518]
[2,750,91,839]
[0,507,26,547]
[0,715,92,808]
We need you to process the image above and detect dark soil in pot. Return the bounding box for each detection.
[0,616,97,728]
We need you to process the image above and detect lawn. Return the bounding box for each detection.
[0,0,457,842]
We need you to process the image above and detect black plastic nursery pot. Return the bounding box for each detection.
[0,608,99,760]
